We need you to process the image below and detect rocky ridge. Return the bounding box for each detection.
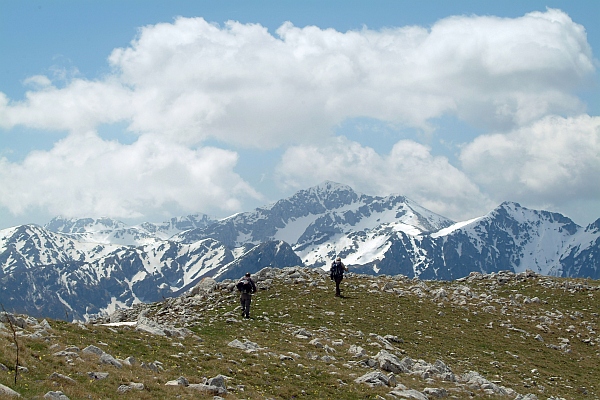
[1,267,599,398]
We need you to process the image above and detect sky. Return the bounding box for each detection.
[1,0,599,230]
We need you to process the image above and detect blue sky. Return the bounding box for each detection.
[1,0,599,229]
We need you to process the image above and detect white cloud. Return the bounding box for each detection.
[275,136,494,221]
[460,114,600,206]
[0,132,261,219]
[0,9,594,144]
[0,9,597,225]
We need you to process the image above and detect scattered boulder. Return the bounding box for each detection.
[165,376,189,386]
[354,371,396,387]
[0,383,21,397]
[48,372,77,384]
[87,371,109,380]
[99,353,123,368]
[190,278,218,296]
[227,338,262,352]
[389,388,428,400]
[43,391,69,400]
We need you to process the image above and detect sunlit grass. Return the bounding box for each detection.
[1,271,598,399]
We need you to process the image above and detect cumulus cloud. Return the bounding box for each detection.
[0,133,261,219]
[460,114,600,206]
[0,9,597,224]
[0,9,594,145]
[275,136,494,221]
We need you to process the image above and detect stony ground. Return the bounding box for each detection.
[1,267,599,399]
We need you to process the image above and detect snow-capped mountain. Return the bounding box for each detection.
[0,182,598,321]
[174,181,453,265]
[44,214,216,245]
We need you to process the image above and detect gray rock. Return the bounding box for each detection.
[82,345,104,356]
[99,353,123,368]
[348,345,366,357]
[207,374,228,389]
[374,350,412,373]
[141,361,163,372]
[52,351,80,358]
[423,387,448,398]
[117,382,144,393]
[40,319,52,330]
[122,356,136,366]
[48,372,77,384]
[354,371,396,387]
[43,391,69,400]
[190,278,218,295]
[87,371,109,380]
[388,388,428,400]
[165,376,189,386]
[227,338,261,352]
[117,384,131,394]
[129,382,144,390]
[187,384,227,395]
[0,383,21,397]
[293,328,313,338]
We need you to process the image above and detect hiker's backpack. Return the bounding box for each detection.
[330,261,344,279]
[237,277,253,293]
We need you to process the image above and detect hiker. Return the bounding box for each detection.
[330,257,348,297]
[237,272,257,318]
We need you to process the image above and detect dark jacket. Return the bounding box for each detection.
[237,276,257,294]
[330,261,347,279]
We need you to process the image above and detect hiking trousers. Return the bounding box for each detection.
[240,293,252,318]
[334,276,343,296]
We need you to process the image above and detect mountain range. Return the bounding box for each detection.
[1,181,598,321]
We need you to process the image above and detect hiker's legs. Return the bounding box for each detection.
[241,293,251,317]
[335,277,342,296]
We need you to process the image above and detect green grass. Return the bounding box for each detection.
[1,271,599,399]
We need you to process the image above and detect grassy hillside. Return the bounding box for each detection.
[1,267,599,399]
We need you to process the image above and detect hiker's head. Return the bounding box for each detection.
[245,272,251,277]
[336,257,341,261]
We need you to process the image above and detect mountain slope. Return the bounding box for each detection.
[0,182,598,322]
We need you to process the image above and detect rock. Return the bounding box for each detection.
[388,388,428,399]
[423,387,448,398]
[82,345,104,356]
[187,376,228,396]
[165,376,189,386]
[52,351,80,358]
[190,278,218,296]
[40,319,52,330]
[227,339,261,352]
[117,382,144,393]
[87,371,109,380]
[122,356,136,366]
[207,374,228,389]
[141,361,163,372]
[187,384,225,395]
[354,371,396,387]
[129,382,144,390]
[43,391,69,399]
[0,383,21,397]
[348,345,366,357]
[99,353,122,368]
[117,385,131,394]
[293,328,313,338]
[48,372,77,384]
[461,371,515,396]
[374,350,412,373]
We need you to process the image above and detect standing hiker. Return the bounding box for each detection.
[330,257,348,297]
[237,272,257,318]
